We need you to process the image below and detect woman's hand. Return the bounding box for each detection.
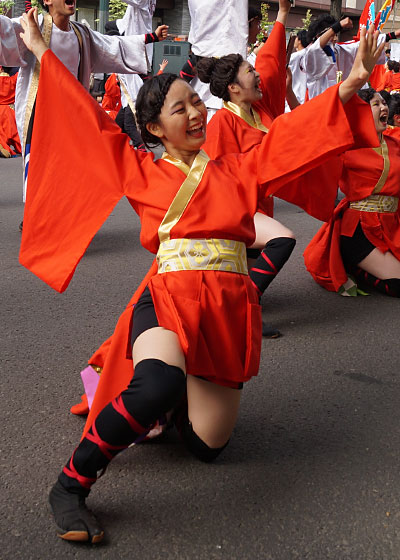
[339,25,385,104]
[19,7,48,62]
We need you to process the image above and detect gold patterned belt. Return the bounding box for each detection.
[157,238,248,274]
[349,194,398,213]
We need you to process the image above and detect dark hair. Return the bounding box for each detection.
[379,89,392,105]
[135,73,180,147]
[37,0,49,12]
[297,29,309,48]
[307,14,337,43]
[105,20,121,36]
[357,87,377,104]
[197,54,244,101]
[248,6,262,21]
[387,59,396,71]
[387,92,400,124]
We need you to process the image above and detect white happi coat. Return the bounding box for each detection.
[117,0,156,106]
[303,35,387,99]
[0,13,150,152]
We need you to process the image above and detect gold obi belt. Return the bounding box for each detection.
[157,238,248,275]
[349,194,399,213]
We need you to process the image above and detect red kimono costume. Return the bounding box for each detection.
[369,64,387,91]
[383,71,400,92]
[0,71,21,157]
[304,135,400,293]
[101,74,121,120]
[20,51,378,435]
[203,21,288,218]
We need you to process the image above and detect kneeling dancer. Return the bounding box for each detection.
[18,11,383,543]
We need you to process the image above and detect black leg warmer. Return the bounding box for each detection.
[355,268,400,297]
[249,237,296,296]
[59,359,186,494]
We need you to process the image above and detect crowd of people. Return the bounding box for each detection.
[2,0,400,545]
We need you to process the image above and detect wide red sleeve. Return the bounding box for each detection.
[236,84,379,202]
[254,21,286,121]
[19,50,150,293]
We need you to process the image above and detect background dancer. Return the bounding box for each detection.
[196,0,294,338]
[305,87,400,297]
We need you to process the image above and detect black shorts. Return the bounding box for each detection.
[130,287,159,346]
[340,223,375,269]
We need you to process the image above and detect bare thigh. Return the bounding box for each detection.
[358,247,400,280]
[186,375,242,448]
[250,212,295,249]
[132,326,186,372]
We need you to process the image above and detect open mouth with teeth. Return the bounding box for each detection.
[187,124,205,138]
[65,0,75,7]
[380,114,388,125]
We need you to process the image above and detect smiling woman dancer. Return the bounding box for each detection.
[196,0,294,338]
[19,9,382,543]
[304,88,400,297]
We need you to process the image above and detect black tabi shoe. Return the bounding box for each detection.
[262,322,281,338]
[49,480,104,544]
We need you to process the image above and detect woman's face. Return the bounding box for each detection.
[149,79,207,154]
[370,93,389,134]
[230,61,262,104]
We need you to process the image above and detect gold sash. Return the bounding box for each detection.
[223,101,269,133]
[157,238,248,274]
[349,194,398,213]
[158,150,210,243]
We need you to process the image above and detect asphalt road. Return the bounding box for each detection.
[1,156,400,560]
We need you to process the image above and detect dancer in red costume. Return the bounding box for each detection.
[304,87,400,297]
[19,11,382,543]
[196,0,294,338]
[0,67,21,157]
[70,0,289,414]
[101,73,121,120]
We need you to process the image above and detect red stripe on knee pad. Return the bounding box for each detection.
[112,395,148,435]
[86,421,127,460]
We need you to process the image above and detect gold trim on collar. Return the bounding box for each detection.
[118,76,136,115]
[22,13,53,146]
[158,150,210,243]
[223,101,269,133]
[372,137,390,195]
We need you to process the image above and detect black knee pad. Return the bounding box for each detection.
[180,421,229,463]
[123,359,186,427]
[263,236,296,266]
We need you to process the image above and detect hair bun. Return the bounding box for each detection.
[196,57,218,84]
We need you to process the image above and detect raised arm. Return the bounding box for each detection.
[87,25,168,75]
[254,5,289,119]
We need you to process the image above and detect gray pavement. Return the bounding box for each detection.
[1,156,400,560]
